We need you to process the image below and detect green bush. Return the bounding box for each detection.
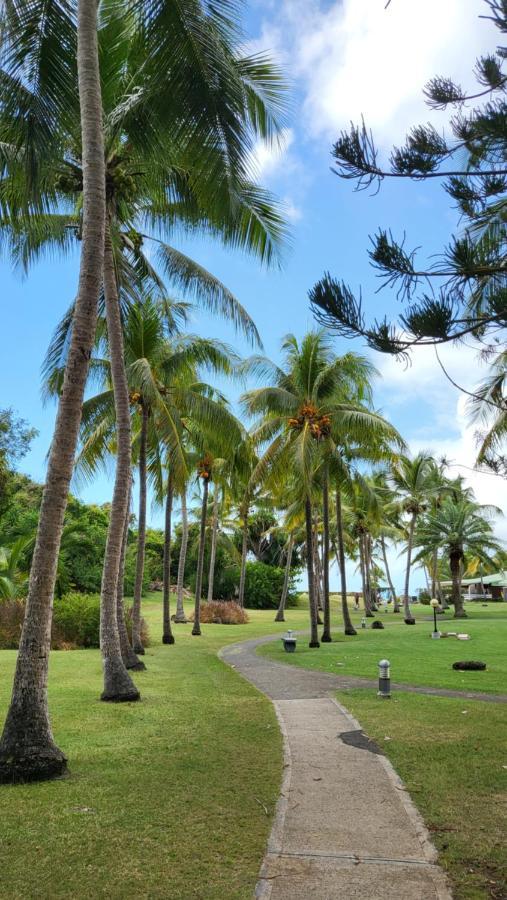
[53,593,101,647]
[0,593,149,649]
[419,591,431,605]
[244,561,297,610]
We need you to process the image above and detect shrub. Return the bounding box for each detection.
[0,599,25,648]
[243,561,296,609]
[371,620,384,629]
[418,591,431,605]
[190,601,249,625]
[0,593,149,649]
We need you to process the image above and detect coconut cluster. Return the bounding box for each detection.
[288,404,331,439]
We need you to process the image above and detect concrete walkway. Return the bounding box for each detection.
[220,635,454,899]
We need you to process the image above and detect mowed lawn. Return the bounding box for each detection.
[1,597,505,899]
[0,596,303,900]
[337,692,507,900]
[259,600,507,694]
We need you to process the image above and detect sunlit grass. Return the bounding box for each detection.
[338,690,507,900]
[259,600,507,694]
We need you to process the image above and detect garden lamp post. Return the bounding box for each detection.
[430,598,440,639]
[377,659,391,698]
[282,629,297,653]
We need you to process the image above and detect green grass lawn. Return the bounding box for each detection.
[337,691,507,900]
[259,600,507,694]
[0,596,297,900]
[0,596,505,898]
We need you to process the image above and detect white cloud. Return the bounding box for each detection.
[376,342,507,541]
[254,0,493,142]
[282,195,303,222]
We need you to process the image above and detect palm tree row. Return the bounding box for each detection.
[0,0,288,783]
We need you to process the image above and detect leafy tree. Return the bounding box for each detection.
[415,496,503,617]
[389,454,439,623]
[309,1,507,465]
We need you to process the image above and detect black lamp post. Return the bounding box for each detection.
[430,598,440,639]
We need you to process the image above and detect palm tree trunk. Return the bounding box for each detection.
[367,535,377,610]
[162,476,175,644]
[439,573,449,608]
[175,488,189,622]
[117,478,145,671]
[238,501,249,608]
[380,536,399,612]
[403,512,417,624]
[275,533,294,622]
[431,549,438,599]
[0,0,106,782]
[321,466,332,642]
[99,225,140,701]
[131,402,148,655]
[192,478,209,636]
[305,496,320,648]
[336,487,356,635]
[451,553,467,618]
[359,534,373,616]
[313,534,324,614]
[207,486,219,603]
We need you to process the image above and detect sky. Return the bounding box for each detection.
[1,0,505,592]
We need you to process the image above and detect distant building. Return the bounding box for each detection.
[441,572,507,601]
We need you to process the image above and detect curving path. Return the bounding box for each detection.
[220,634,457,900]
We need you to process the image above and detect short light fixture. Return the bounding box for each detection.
[430,598,441,639]
[361,617,366,629]
[282,629,297,653]
[377,658,391,699]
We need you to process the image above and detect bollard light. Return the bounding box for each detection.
[430,598,440,639]
[377,658,391,699]
[361,617,366,629]
[281,629,297,653]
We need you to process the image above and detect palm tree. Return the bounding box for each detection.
[0,0,107,783]
[243,332,402,646]
[3,0,288,715]
[468,349,507,471]
[415,497,503,618]
[116,479,144,670]
[0,0,289,776]
[390,453,436,624]
[174,487,189,623]
[74,299,240,651]
[206,483,221,603]
[192,455,213,636]
[0,537,31,599]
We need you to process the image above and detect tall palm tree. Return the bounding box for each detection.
[390,453,437,624]
[0,0,107,783]
[243,332,403,646]
[415,497,503,618]
[206,483,221,603]
[174,487,189,623]
[73,299,239,653]
[191,455,213,636]
[0,0,288,780]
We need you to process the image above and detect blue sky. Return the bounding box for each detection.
[1,0,504,591]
